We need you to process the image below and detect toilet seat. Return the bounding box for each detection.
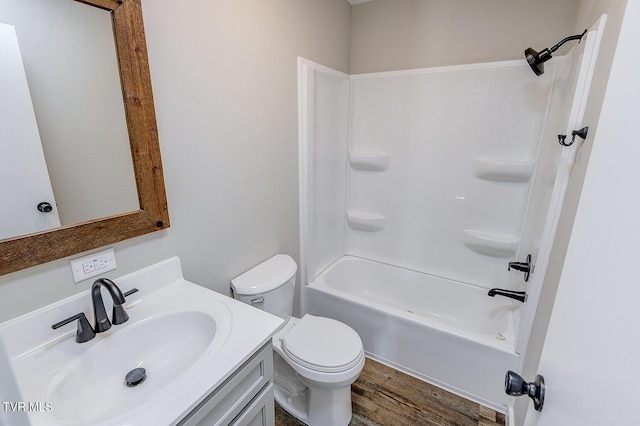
[281,314,364,373]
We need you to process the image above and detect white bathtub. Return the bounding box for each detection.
[304,256,519,410]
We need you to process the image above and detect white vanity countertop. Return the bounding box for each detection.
[0,257,284,426]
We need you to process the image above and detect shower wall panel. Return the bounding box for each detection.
[298,59,350,285]
[346,63,555,288]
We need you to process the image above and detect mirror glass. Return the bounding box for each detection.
[0,0,169,275]
[0,0,138,241]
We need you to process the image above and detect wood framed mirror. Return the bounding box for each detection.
[0,0,169,275]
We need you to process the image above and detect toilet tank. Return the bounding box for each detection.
[231,254,297,319]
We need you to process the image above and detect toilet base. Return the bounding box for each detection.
[270,316,364,426]
[274,384,308,423]
[274,381,353,426]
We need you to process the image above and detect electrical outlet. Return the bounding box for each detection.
[70,248,117,283]
[82,262,95,275]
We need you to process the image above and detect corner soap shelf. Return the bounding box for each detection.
[349,152,390,172]
[463,229,519,258]
[472,158,536,183]
[346,211,386,232]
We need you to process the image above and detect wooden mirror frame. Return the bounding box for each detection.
[0,0,169,275]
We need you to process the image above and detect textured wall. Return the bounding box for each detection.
[141,0,351,306]
[350,0,581,73]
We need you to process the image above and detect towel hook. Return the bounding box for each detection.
[558,126,589,147]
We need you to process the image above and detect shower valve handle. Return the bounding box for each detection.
[508,254,532,282]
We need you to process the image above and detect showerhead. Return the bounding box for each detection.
[524,29,587,76]
[525,47,552,76]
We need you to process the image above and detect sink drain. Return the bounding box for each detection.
[125,367,147,387]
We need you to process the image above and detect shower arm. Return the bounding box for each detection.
[525,29,588,76]
[549,29,588,53]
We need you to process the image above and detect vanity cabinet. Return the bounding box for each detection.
[178,341,275,426]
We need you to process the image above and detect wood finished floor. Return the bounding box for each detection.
[275,357,505,426]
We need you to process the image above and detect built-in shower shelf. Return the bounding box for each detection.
[463,229,519,258]
[349,152,391,171]
[347,211,386,232]
[472,158,536,183]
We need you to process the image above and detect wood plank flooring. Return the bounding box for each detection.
[275,357,505,426]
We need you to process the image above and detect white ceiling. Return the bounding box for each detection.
[348,0,374,5]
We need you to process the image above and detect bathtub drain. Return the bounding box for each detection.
[496,332,506,341]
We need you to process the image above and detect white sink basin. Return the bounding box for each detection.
[49,311,217,423]
[0,257,284,426]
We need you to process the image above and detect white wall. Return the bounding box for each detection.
[0,0,352,322]
[350,0,581,73]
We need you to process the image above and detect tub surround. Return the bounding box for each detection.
[299,57,559,291]
[0,257,283,425]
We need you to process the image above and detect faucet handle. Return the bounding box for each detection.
[508,254,533,282]
[112,288,139,325]
[112,305,129,325]
[123,288,139,298]
[51,313,96,343]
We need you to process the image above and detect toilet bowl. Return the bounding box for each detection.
[231,254,365,426]
[272,315,365,425]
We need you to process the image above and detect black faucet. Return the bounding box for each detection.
[51,281,138,343]
[488,288,527,303]
[91,278,130,333]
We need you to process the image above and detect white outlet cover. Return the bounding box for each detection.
[70,248,117,283]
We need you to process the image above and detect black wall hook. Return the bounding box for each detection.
[558,126,589,146]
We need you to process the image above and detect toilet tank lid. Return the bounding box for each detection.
[231,254,297,295]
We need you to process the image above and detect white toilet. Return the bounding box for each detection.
[231,254,365,426]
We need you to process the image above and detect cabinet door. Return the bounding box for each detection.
[178,342,273,426]
[230,384,274,426]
